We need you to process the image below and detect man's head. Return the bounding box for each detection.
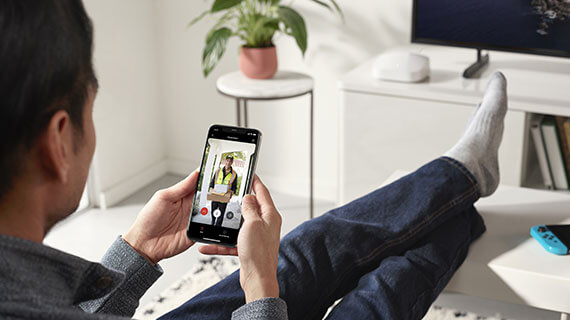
[0,0,97,235]
[224,155,234,169]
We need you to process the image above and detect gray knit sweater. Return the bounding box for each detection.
[0,235,287,319]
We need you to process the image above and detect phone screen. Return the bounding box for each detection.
[187,125,261,247]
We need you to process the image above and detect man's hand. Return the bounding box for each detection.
[199,176,282,303]
[123,170,198,265]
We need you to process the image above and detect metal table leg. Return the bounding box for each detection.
[230,90,314,218]
[236,99,241,127]
[244,99,249,128]
[309,90,314,219]
[561,313,568,320]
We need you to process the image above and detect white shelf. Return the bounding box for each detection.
[383,171,570,314]
[339,45,570,117]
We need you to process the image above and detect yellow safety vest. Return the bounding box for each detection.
[215,167,236,186]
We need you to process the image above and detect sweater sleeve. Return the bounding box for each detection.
[232,298,288,320]
[79,236,163,317]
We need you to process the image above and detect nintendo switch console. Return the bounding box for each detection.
[530,225,570,255]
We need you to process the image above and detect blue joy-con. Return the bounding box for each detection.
[530,225,569,255]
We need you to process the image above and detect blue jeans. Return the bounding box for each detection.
[160,157,486,319]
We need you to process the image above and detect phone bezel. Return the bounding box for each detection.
[186,124,262,247]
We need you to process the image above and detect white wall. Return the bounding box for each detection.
[84,0,413,207]
[155,0,239,176]
[155,0,413,203]
[85,0,167,208]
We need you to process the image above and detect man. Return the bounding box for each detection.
[0,1,508,319]
[209,155,238,226]
[0,1,276,318]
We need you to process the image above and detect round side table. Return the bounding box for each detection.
[216,71,315,218]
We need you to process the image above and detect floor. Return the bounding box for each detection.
[44,174,560,319]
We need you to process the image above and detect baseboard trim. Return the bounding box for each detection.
[168,157,338,203]
[96,157,338,208]
[167,158,200,176]
[261,172,338,203]
[97,160,168,209]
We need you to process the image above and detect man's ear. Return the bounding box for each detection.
[38,110,73,184]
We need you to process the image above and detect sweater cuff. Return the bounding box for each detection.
[81,236,163,316]
[102,236,163,292]
[232,298,288,320]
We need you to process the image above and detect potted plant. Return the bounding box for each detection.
[190,0,342,79]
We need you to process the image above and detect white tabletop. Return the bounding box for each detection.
[383,170,570,313]
[216,71,313,99]
[339,45,570,117]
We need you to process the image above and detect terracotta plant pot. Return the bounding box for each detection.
[239,46,278,79]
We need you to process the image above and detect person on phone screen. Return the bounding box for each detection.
[209,154,238,226]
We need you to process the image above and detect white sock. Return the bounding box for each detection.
[444,72,508,197]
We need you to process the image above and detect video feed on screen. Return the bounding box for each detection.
[191,138,257,230]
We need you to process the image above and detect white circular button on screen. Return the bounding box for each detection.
[213,209,221,218]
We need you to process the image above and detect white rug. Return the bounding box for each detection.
[135,257,511,320]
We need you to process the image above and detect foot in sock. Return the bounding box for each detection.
[444,72,508,197]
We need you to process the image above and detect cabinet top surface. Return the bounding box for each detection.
[476,186,570,278]
[383,171,570,280]
[340,46,570,116]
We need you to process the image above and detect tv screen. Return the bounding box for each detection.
[412,0,570,58]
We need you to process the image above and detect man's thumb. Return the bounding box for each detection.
[242,195,260,221]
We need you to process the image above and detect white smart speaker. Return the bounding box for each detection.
[372,50,430,83]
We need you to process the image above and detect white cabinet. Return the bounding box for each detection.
[381,171,570,315]
[338,46,570,204]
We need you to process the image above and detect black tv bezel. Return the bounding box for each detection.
[411,0,570,59]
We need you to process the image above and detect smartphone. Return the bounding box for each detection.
[530,224,570,255]
[186,124,262,247]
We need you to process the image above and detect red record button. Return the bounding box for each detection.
[200,207,208,215]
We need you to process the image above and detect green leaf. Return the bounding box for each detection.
[247,15,279,47]
[187,9,210,28]
[328,0,345,21]
[309,0,344,21]
[211,0,243,13]
[277,5,307,55]
[309,0,332,12]
[202,27,233,77]
[212,10,237,30]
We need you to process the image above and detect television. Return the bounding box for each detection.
[412,0,570,77]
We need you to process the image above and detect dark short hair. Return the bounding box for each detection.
[0,0,96,198]
[226,155,234,160]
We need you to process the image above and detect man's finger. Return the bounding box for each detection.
[198,244,238,256]
[251,175,275,211]
[251,175,281,225]
[161,169,199,200]
[241,194,261,221]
